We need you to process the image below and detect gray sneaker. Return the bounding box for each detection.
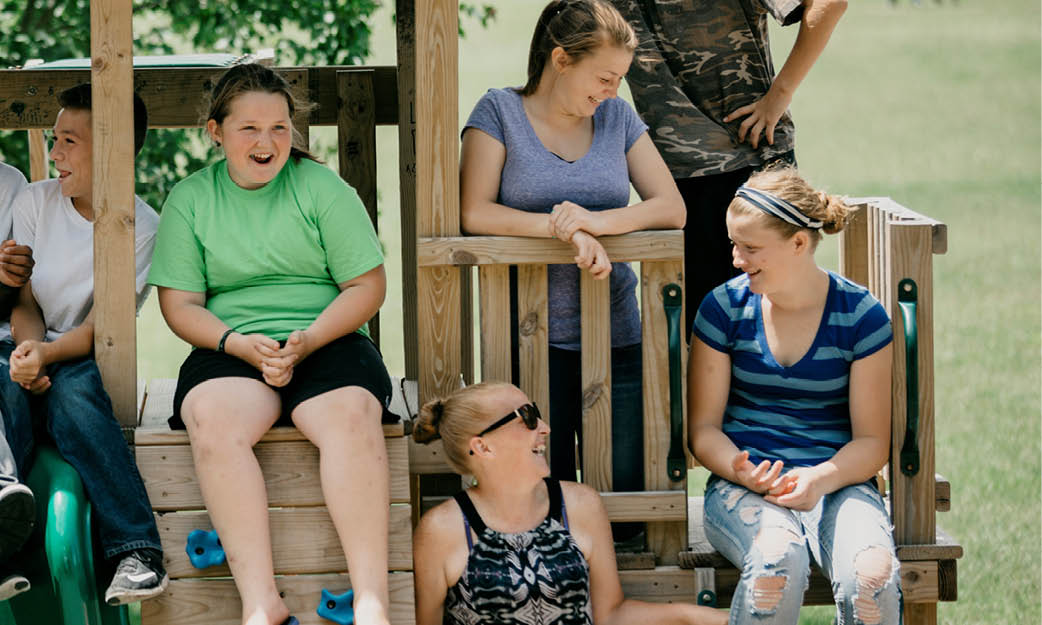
[0,483,34,561]
[104,549,169,606]
[0,570,30,602]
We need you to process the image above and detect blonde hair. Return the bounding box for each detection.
[518,0,637,96]
[729,166,850,247]
[413,381,518,474]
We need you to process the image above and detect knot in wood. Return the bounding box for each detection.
[451,250,478,265]
[10,102,25,116]
[91,57,105,71]
[581,384,603,410]
[518,311,539,337]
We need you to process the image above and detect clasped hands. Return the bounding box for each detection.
[730,450,826,511]
[227,329,312,388]
[9,340,51,394]
[548,201,611,280]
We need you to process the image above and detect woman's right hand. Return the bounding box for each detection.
[570,231,612,280]
[730,450,796,496]
[225,333,289,373]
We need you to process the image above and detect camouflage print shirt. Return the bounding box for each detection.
[609,0,805,179]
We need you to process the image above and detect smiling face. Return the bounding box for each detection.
[554,42,633,116]
[472,386,551,477]
[49,107,93,205]
[208,91,293,190]
[726,209,807,295]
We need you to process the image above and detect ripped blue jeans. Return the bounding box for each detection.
[704,476,902,625]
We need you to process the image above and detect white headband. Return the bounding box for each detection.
[735,185,823,230]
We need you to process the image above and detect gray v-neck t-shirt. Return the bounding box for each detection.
[464,88,646,350]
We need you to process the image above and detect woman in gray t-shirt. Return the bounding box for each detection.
[459,0,684,549]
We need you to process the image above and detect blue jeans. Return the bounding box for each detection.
[0,340,161,560]
[0,415,17,489]
[548,343,643,540]
[704,476,902,625]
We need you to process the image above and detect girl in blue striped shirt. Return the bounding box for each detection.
[688,167,902,624]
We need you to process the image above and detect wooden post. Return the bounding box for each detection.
[517,265,549,423]
[337,69,380,348]
[91,0,137,428]
[839,203,869,287]
[478,265,511,382]
[580,272,612,490]
[413,0,462,402]
[27,129,49,181]
[396,0,420,380]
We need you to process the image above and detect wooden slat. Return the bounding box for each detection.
[158,504,412,577]
[517,265,549,419]
[461,267,475,384]
[408,437,451,475]
[0,66,399,130]
[580,271,611,491]
[641,261,687,566]
[599,491,687,522]
[337,69,380,348]
[418,231,684,266]
[478,265,511,382]
[141,572,415,625]
[618,567,700,604]
[895,526,963,561]
[849,196,948,255]
[27,129,48,181]
[889,223,936,547]
[417,266,462,399]
[396,0,419,380]
[839,203,869,287]
[91,0,137,429]
[137,437,410,509]
[934,473,950,512]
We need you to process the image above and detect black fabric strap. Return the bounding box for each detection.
[544,477,564,524]
[453,490,488,535]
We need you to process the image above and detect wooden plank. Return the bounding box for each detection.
[140,572,415,625]
[337,69,380,348]
[137,437,410,509]
[839,203,869,287]
[0,66,399,130]
[418,231,684,266]
[27,129,48,181]
[641,261,687,566]
[461,267,475,384]
[396,0,419,380]
[904,603,937,625]
[478,265,511,382]
[91,0,137,429]
[934,473,950,512]
[158,504,412,577]
[417,266,462,399]
[600,491,687,522]
[888,223,936,547]
[618,567,699,603]
[848,196,948,255]
[938,559,957,602]
[517,265,549,419]
[408,437,451,475]
[580,271,612,491]
[615,553,656,570]
[894,526,963,561]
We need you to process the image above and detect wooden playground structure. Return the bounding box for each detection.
[0,0,961,623]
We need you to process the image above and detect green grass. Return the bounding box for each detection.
[135,1,1040,623]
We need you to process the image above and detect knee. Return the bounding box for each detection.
[182,397,248,456]
[851,545,900,625]
[747,527,809,614]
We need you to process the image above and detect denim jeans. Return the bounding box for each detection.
[548,343,643,540]
[0,340,161,560]
[0,415,17,489]
[704,476,902,625]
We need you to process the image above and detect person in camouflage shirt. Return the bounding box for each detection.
[608,0,847,335]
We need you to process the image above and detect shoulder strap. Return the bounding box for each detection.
[453,489,487,538]
[543,478,568,528]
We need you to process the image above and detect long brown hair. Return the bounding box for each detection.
[205,63,320,163]
[518,0,636,96]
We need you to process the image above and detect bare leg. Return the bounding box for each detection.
[292,387,390,625]
[181,378,287,625]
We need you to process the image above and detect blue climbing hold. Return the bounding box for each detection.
[317,588,354,624]
[185,528,226,569]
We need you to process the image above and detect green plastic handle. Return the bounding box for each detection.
[662,284,685,482]
[897,279,920,477]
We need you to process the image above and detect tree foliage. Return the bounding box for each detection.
[0,0,493,208]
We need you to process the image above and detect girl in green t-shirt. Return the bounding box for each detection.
[148,64,393,625]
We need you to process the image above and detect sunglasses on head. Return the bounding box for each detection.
[477,403,541,437]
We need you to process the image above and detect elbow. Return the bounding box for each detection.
[460,202,480,235]
[669,193,687,229]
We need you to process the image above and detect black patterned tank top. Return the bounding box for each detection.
[444,478,593,625]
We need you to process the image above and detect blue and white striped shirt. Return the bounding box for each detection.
[693,272,893,467]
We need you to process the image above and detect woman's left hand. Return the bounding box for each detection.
[550,201,606,241]
[764,466,828,511]
[259,330,312,388]
[9,340,46,385]
[723,87,793,150]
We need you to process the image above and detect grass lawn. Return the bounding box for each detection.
[135,0,1040,623]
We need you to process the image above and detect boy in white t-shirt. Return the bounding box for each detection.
[0,85,167,606]
[0,161,35,601]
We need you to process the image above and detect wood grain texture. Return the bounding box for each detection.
[137,437,410,509]
[91,0,137,428]
[140,572,415,625]
[408,437,451,474]
[888,223,936,546]
[158,504,412,577]
[580,271,612,491]
[641,261,687,566]
[337,69,380,348]
[517,265,549,423]
[839,203,870,287]
[418,265,462,400]
[27,129,48,181]
[599,491,687,522]
[396,0,419,380]
[418,231,684,266]
[0,66,398,130]
[478,265,511,383]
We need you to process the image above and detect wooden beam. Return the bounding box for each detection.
[418,231,684,266]
[517,265,549,422]
[599,491,687,522]
[478,265,511,382]
[396,0,419,380]
[839,203,869,287]
[91,0,137,428]
[580,272,612,491]
[27,129,48,181]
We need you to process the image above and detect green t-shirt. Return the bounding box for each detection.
[147,158,382,341]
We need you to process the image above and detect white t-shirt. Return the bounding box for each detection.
[11,179,159,342]
[0,163,29,343]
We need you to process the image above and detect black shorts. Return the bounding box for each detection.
[169,332,396,430]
